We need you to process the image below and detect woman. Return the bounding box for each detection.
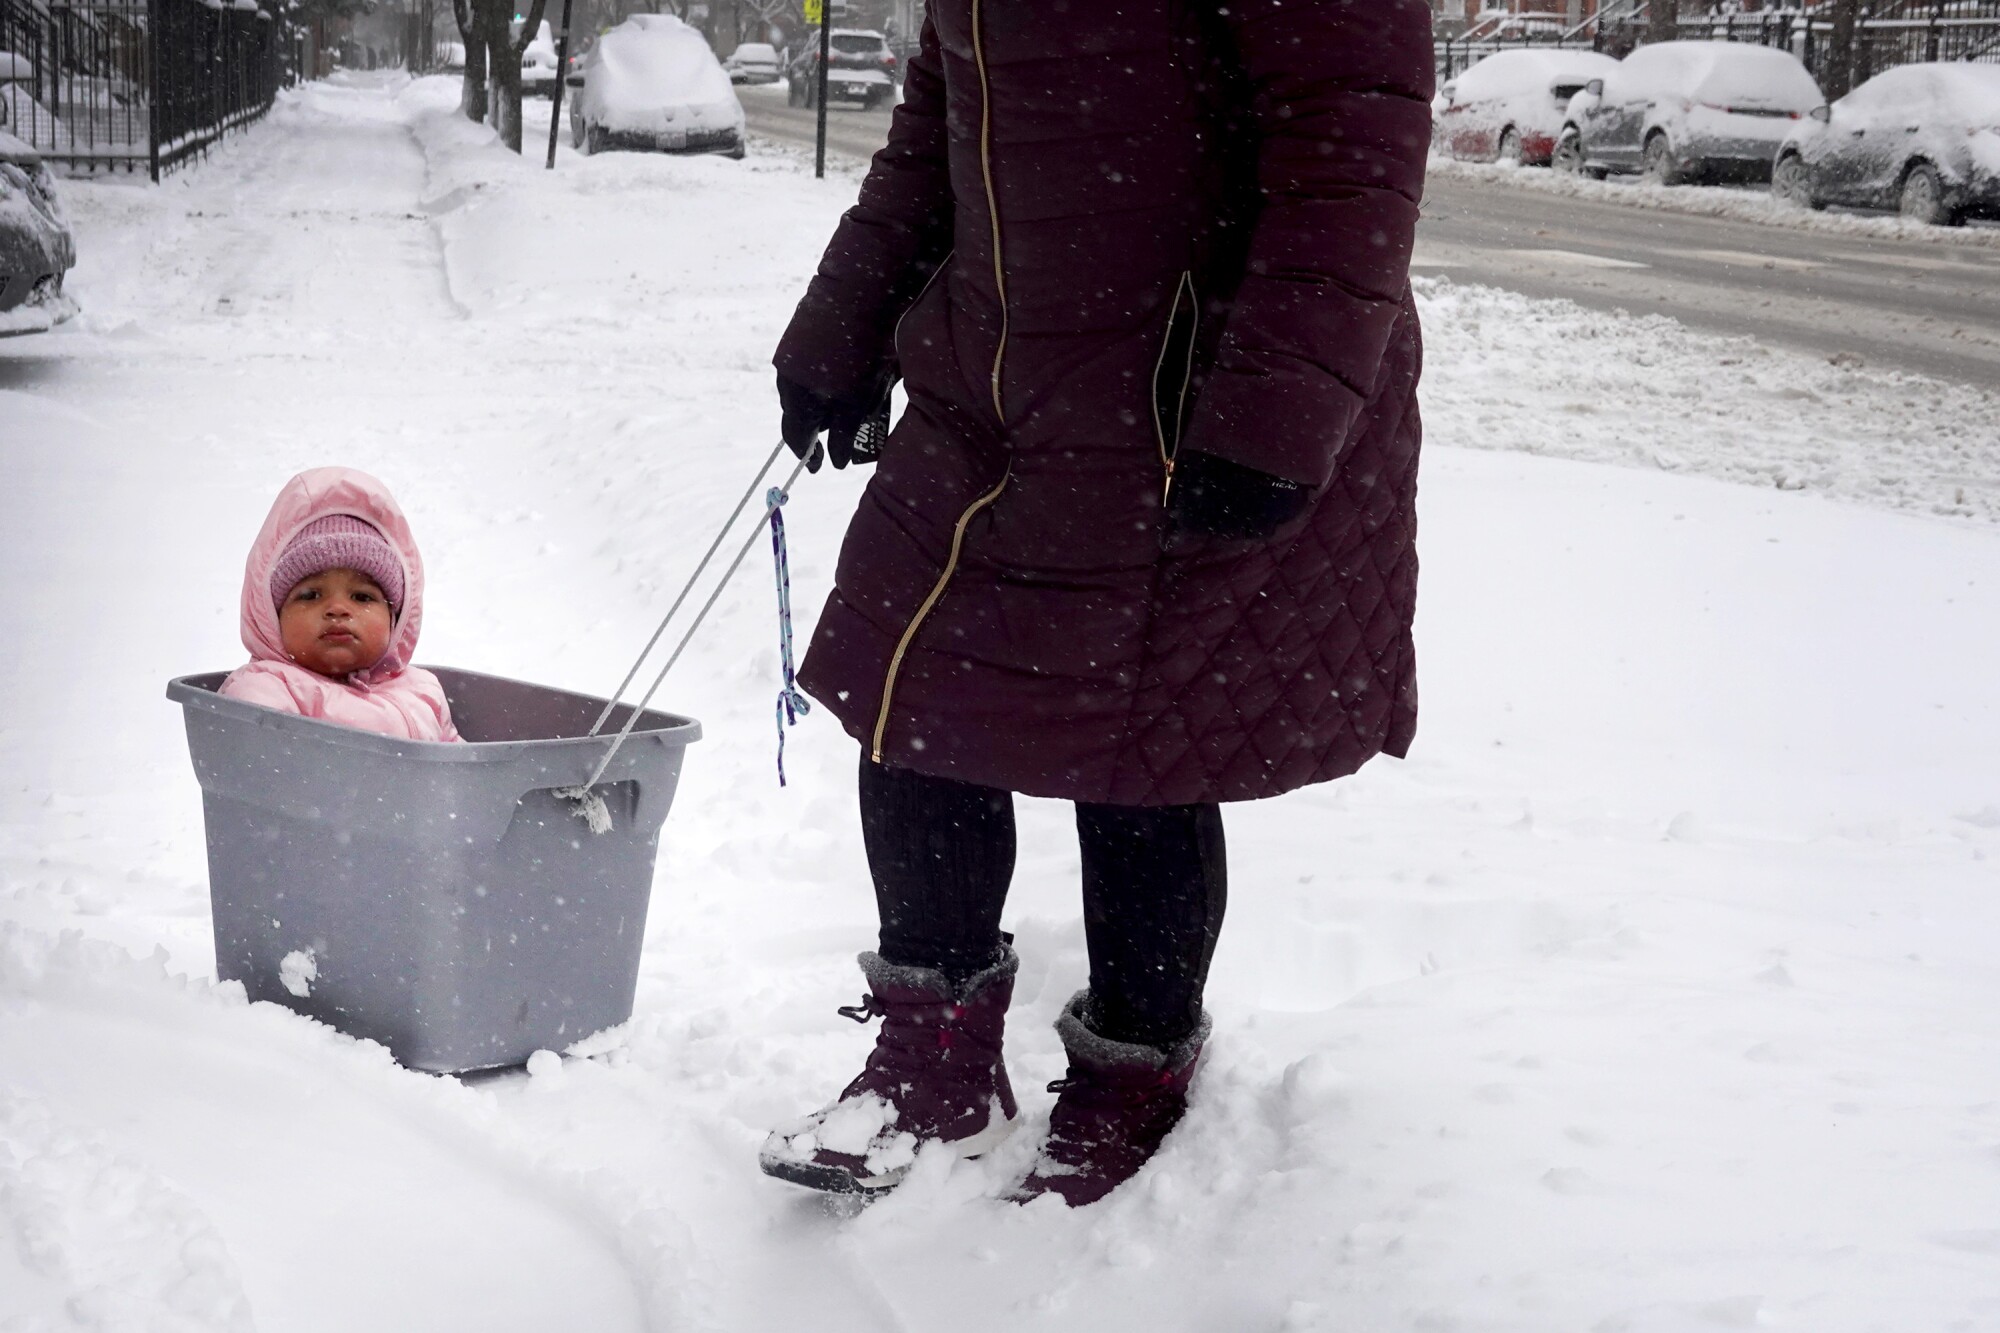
[759,0,1434,1206]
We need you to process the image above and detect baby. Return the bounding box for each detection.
[220,467,462,743]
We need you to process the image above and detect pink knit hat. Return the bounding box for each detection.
[268,514,406,614]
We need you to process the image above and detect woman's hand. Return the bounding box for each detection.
[1166,450,1311,546]
[779,372,896,472]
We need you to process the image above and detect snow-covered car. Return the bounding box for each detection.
[1434,48,1619,165]
[1772,63,2000,226]
[0,129,77,336]
[723,41,781,85]
[567,14,745,158]
[520,21,559,98]
[1554,40,1822,184]
[785,29,896,110]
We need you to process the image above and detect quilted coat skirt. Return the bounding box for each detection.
[775,0,1435,806]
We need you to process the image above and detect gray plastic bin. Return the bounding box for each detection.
[167,667,700,1074]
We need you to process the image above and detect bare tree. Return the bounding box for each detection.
[740,0,788,38]
[462,0,551,152]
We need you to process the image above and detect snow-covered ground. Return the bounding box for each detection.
[4,73,1999,1332]
[1428,153,2000,248]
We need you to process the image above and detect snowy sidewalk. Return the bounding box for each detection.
[3,74,2000,1332]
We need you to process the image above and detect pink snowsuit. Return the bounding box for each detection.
[220,468,463,743]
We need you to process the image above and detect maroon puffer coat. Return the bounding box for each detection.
[776,0,1433,806]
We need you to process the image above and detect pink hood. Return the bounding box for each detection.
[221,467,460,743]
[241,467,427,685]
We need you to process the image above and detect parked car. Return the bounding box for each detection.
[1554,40,1822,184]
[0,128,76,335]
[1434,49,1619,165]
[723,41,781,85]
[785,29,896,110]
[520,21,559,98]
[567,14,745,159]
[1772,63,2000,225]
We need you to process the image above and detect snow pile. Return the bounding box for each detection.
[402,80,786,319]
[1,1085,258,1333]
[1429,153,2000,245]
[0,925,675,1332]
[4,73,2000,1332]
[1416,275,2000,522]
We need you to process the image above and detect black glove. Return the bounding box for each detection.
[778,371,895,473]
[1166,450,1312,545]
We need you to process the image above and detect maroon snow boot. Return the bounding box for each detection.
[1010,991,1211,1208]
[759,948,1020,1195]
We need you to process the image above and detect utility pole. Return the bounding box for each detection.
[814,0,829,179]
[544,0,576,166]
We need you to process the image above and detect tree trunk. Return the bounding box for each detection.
[454,0,487,121]
[1824,0,1860,101]
[488,21,522,146]
[478,0,549,153]
[1648,0,1677,45]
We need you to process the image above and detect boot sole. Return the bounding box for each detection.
[758,1113,1020,1197]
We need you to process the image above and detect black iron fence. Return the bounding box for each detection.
[0,0,282,178]
[1436,1,2000,82]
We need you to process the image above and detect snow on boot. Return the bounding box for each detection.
[1010,991,1211,1208]
[759,948,1020,1195]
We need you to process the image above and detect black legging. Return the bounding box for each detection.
[859,755,1227,1048]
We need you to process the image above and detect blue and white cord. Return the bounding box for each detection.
[768,485,811,786]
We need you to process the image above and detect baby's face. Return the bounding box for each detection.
[278,567,394,678]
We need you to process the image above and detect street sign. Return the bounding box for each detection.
[802,0,820,23]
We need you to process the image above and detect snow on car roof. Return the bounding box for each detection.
[1619,40,1820,109]
[1839,63,2000,125]
[0,127,39,162]
[1452,48,1618,99]
[579,12,740,134]
[1929,63,2000,123]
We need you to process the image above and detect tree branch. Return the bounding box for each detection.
[512,0,552,59]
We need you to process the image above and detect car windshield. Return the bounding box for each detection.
[830,35,881,54]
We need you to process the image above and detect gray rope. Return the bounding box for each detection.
[575,453,813,798]
[586,439,790,738]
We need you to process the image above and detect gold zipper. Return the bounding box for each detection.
[869,0,1010,764]
[870,468,1012,763]
[1153,272,1199,504]
[971,0,1007,424]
